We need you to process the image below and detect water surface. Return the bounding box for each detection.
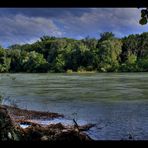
[0,73,148,140]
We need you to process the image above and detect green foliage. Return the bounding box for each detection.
[119,63,139,72]
[9,49,22,72]
[121,33,148,63]
[139,8,148,25]
[66,69,73,73]
[52,54,66,72]
[99,32,115,42]
[97,38,122,72]
[23,51,49,73]
[140,17,147,25]
[77,66,86,73]
[126,53,137,64]
[0,32,148,73]
[137,58,148,72]
[0,47,11,72]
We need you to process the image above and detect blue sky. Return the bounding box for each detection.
[0,8,147,48]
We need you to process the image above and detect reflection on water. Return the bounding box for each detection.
[0,73,148,140]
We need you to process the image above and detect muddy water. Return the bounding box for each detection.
[0,73,148,140]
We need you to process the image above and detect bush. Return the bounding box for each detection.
[66,69,73,73]
[77,66,86,73]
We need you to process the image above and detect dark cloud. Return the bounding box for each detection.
[0,8,147,47]
[0,14,62,47]
[54,8,148,38]
[0,8,92,18]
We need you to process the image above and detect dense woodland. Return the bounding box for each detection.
[0,32,148,73]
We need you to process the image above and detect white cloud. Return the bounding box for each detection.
[0,8,147,47]
[0,14,63,47]
[56,8,147,38]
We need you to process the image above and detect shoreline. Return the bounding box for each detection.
[3,105,64,120]
[0,71,148,74]
[0,105,95,141]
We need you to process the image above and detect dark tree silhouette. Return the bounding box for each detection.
[139,8,148,25]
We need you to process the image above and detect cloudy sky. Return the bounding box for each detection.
[0,8,147,48]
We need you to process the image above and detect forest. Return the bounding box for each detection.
[0,32,148,73]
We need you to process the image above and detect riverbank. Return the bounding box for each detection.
[0,105,94,141]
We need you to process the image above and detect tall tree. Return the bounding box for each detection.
[97,38,122,72]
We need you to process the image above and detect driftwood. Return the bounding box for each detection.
[73,119,95,132]
[79,123,96,131]
[21,122,93,141]
[16,118,95,132]
[0,105,94,141]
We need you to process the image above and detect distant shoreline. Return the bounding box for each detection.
[0,71,148,74]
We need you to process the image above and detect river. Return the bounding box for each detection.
[0,73,148,140]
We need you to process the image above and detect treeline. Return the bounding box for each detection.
[0,32,148,73]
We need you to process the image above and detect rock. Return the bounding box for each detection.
[41,136,48,141]
[8,132,12,139]
[0,105,23,141]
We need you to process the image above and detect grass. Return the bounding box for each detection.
[77,70,96,74]
[66,69,96,74]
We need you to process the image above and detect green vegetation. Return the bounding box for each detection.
[0,32,148,73]
[139,8,148,25]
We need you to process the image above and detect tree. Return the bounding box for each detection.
[0,32,148,73]
[23,51,49,73]
[0,47,11,72]
[0,47,5,64]
[0,47,6,72]
[139,8,148,25]
[121,32,148,63]
[52,54,66,72]
[126,53,137,65]
[81,37,98,49]
[99,32,115,42]
[97,38,122,72]
[121,34,139,62]
[121,52,138,72]
[40,36,56,42]
[9,49,22,72]
[138,32,148,58]
[8,44,22,50]
[137,57,148,72]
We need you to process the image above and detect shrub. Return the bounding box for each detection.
[66,69,73,73]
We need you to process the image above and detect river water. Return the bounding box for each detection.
[0,73,148,140]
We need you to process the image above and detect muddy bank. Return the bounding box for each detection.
[0,105,94,141]
[20,122,93,141]
[3,105,64,120]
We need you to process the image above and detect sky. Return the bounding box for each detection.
[0,8,147,48]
